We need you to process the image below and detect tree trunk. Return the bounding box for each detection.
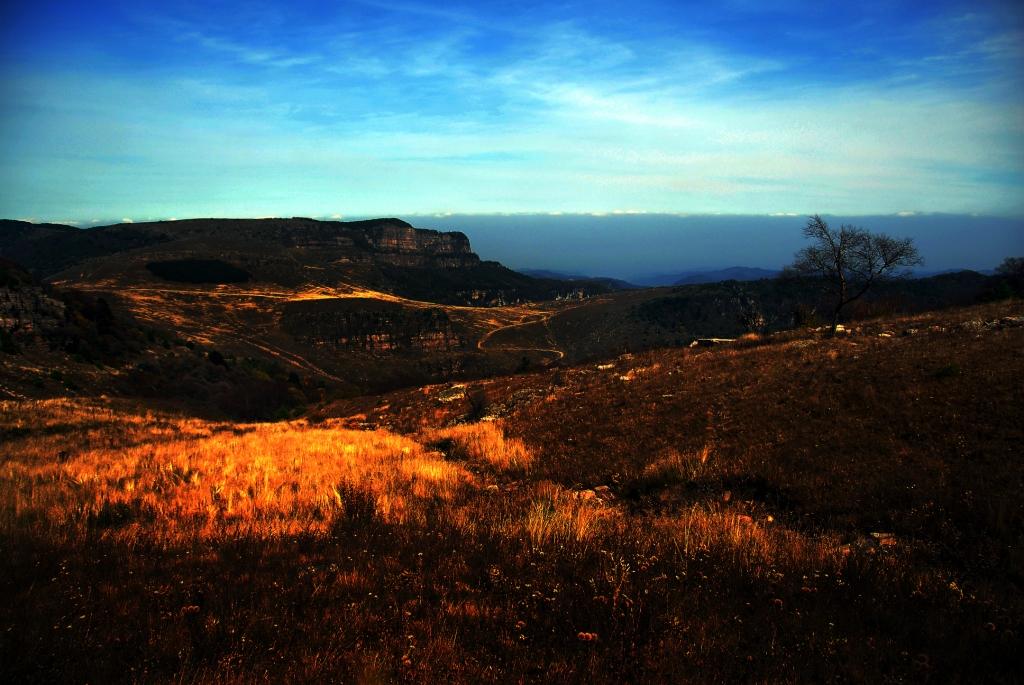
[831,279,847,336]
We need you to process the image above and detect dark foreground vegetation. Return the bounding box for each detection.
[145,259,252,284]
[2,301,1022,683]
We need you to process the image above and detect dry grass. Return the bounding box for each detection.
[425,421,533,472]
[2,403,475,543]
[640,445,712,486]
[2,303,1022,683]
[521,481,616,547]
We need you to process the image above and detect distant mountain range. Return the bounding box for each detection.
[517,269,636,290]
[669,266,781,285]
[913,267,996,277]
[594,266,780,287]
[531,265,1002,287]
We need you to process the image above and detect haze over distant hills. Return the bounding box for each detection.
[640,267,780,287]
[37,213,1022,282]
[409,213,1024,281]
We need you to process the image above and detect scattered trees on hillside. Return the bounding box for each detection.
[784,215,921,334]
[994,256,1024,297]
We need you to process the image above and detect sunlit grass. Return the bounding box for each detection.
[521,481,616,548]
[425,421,533,472]
[640,445,712,485]
[1,402,475,542]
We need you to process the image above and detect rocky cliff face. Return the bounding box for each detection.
[282,298,466,354]
[0,287,66,338]
[262,218,477,268]
[359,222,477,268]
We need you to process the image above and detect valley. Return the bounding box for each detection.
[1,216,1021,683]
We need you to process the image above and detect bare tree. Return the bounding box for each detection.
[995,256,1023,288]
[785,215,922,334]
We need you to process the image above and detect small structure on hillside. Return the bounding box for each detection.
[689,337,735,347]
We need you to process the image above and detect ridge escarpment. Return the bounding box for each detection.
[0,217,616,306]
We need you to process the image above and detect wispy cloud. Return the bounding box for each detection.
[1,1,1022,220]
[177,28,321,69]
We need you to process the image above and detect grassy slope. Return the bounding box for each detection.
[1,301,1021,683]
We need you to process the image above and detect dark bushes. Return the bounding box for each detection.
[145,259,250,284]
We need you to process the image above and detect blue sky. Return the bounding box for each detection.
[1,0,1022,224]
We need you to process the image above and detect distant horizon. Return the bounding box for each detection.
[6,211,1021,283]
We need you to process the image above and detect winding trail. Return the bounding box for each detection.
[476,305,585,362]
[64,279,598,377]
[234,335,346,384]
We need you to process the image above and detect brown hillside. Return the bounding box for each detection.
[3,302,1018,682]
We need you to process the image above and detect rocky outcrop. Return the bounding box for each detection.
[1,217,482,278]
[0,286,66,337]
[358,221,476,268]
[0,259,65,339]
[282,298,466,354]
[275,219,479,269]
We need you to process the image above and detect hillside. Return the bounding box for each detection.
[0,217,617,305]
[2,301,1021,682]
[0,218,628,404]
[0,218,1014,413]
[467,269,1000,365]
[0,250,1008,416]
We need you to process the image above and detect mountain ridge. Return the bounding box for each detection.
[0,217,619,306]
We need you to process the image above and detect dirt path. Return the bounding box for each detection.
[217,296,348,384]
[476,309,566,361]
[235,335,347,384]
